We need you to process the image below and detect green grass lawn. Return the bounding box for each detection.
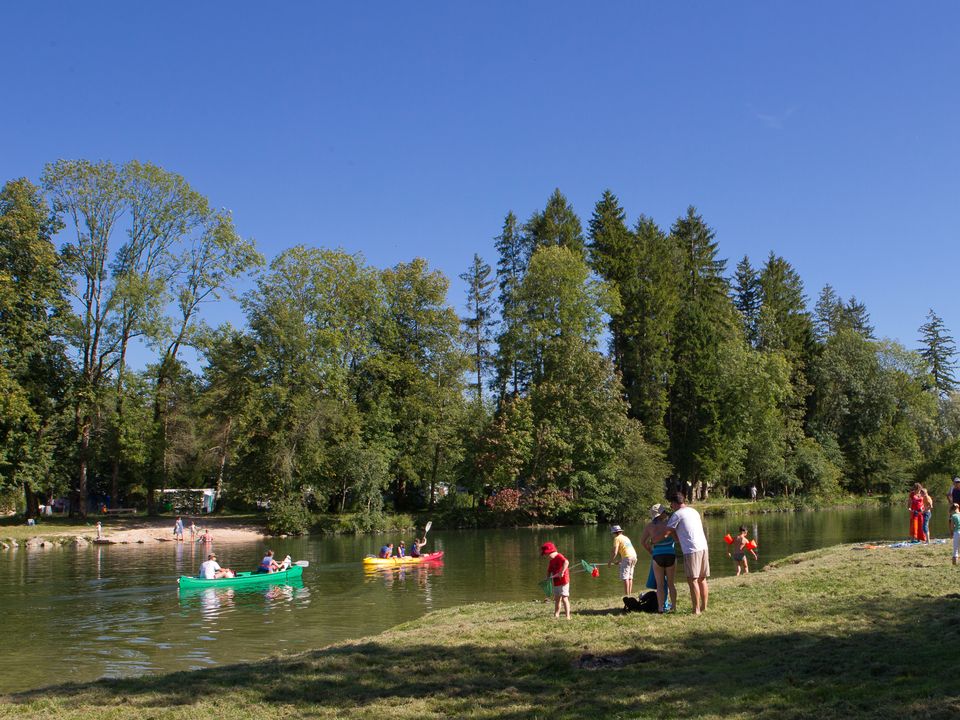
[4,541,960,719]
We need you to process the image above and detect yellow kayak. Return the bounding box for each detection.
[362,551,443,566]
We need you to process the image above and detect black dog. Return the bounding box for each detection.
[622,590,659,613]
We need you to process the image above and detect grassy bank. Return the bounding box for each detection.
[696,493,890,516]
[4,541,960,719]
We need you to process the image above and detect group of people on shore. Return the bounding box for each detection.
[908,483,935,542]
[542,491,712,618]
[906,479,960,556]
[173,516,212,543]
[378,537,427,559]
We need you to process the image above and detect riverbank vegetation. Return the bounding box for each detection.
[3,164,960,533]
[4,542,959,719]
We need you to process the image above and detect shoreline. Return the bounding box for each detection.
[2,541,956,718]
[0,516,268,549]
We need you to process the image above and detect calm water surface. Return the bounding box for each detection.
[0,506,947,693]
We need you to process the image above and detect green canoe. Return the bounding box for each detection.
[178,565,303,589]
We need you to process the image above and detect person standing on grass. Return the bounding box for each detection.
[948,479,960,522]
[908,484,925,541]
[608,525,638,596]
[641,503,678,613]
[728,526,758,576]
[541,542,570,620]
[653,491,710,615]
[921,486,934,544]
[951,504,960,566]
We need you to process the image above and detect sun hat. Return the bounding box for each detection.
[649,503,669,519]
[540,542,557,555]
[610,525,623,534]
[953,477,960,483]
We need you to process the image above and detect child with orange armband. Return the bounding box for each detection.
[726,526,758,576]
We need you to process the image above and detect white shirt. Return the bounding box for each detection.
[666,506,708,554]
[199,560,221,579]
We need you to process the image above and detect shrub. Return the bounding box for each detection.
[266,494,311,535]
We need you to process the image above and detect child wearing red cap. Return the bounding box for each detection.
[541,542,570,619]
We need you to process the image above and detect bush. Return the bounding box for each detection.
[484,487,574,525]
[266,495,311,535]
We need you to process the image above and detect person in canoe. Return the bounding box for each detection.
[409,536,427,558]
[378,543,394,559]
[258,549,281,573]
[199,553,233,579]
[397,541,407,558]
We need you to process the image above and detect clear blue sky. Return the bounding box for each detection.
[4,2,959,356]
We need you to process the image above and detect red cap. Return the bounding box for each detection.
[540,542,557,555]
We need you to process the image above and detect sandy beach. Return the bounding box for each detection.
[1,515,269,547]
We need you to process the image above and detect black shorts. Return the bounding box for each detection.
[653,554,675,568]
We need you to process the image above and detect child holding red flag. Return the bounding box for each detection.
[541,542,570,619]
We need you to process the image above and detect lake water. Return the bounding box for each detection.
[0,505,948,693]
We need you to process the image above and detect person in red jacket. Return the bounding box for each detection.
[908,484,925,541]
[541,542,570,619]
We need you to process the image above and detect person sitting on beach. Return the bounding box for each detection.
[258,549,281,573]
[378,543,394,559]
[199,553,229,579]
[409,537,426,558]
[197,528,212,544]
[728,526,758,576]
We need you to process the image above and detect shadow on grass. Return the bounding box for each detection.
[8,593,960,719]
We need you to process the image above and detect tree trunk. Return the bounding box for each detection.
[428,442,442,510]
[23,483,40,519]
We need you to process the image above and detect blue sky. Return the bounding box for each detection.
[3,2,959,361]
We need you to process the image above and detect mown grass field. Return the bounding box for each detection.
[3,541,960,719]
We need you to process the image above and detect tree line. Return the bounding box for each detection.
[2,163,959,532]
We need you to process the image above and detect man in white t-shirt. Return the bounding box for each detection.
[661,491,709,615]
[198,553,226,580]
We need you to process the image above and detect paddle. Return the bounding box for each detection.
[293,560,310,567]
[424,520,432,536]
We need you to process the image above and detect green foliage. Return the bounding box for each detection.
[918,309,957,396]
[265,494,312,535]
[3,162,954,527]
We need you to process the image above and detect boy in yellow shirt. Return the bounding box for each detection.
[608,525,638,595]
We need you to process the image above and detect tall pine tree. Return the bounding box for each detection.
[918,309,957,396]
[459,254,496,403]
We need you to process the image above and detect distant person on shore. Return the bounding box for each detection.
[921,487,934,544]
[96,521,103,540]
[197,528,212,544]
[608,524,638,596]
[199,553,230,579]
[653,492,710,614]
[173,516,184,542]
[541,542,570,619]
[952,504,960,566]
[190,521,197,541]
[378,543,394,559]
[258,549,281,573]
[641,503,677,613]
[728,526,758,576]
[750,484,757,501]
[908,484,925,541]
